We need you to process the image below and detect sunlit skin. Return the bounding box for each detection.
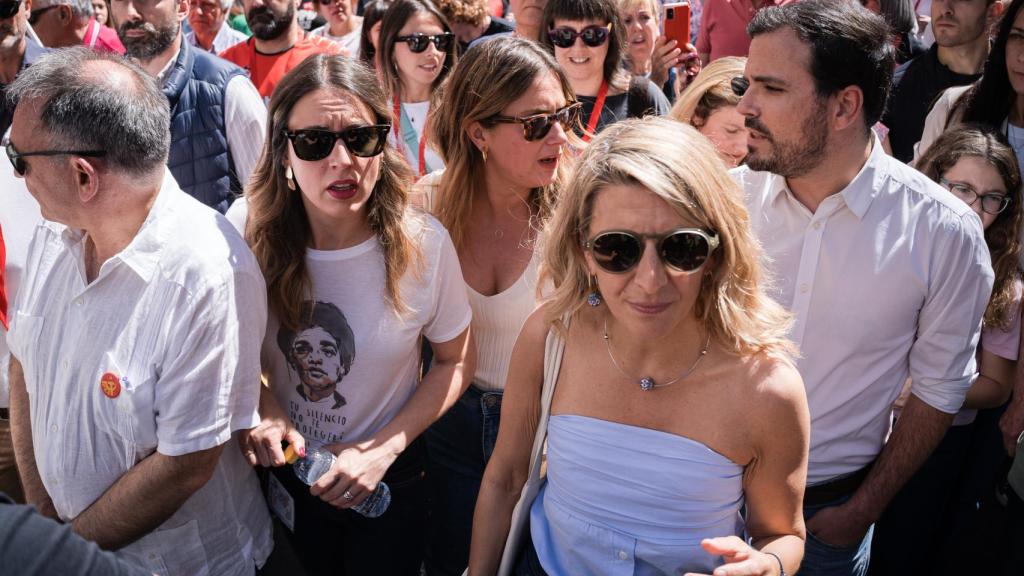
[552,17,610,97]
[694,105,748,168]
[941,155,1007,229]
[286,87,381,249]
[93,0,109,24]
[188,0,228,50]
[317,0,360,37]
[393,11,445,102]
[622,1,657,74]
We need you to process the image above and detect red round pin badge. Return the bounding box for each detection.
[100,372,121,398]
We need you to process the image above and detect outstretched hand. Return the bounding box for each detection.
[683,536,783,576]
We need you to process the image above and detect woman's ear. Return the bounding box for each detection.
[466,121,489,155]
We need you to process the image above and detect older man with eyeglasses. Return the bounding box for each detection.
[186,0,247,53]
[27,0,124,52]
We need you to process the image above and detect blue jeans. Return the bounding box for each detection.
[424,384,504,576]
[801,493,873,576]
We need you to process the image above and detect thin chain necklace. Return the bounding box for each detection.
[603,317,711,391]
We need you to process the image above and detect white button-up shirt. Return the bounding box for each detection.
[186,22,248,55]
[735,140,994,484]
[8,171,272,575]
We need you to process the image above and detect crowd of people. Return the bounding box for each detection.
[1,0,1023,574]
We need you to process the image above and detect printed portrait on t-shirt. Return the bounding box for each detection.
[277,300,355,411]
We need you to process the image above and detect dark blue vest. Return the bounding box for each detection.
[163,39,246,213]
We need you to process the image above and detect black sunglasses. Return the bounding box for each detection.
[395,32,454,53]
[283,125,391,161]
[730,76,749,97]
[6,141,106,177]
[547,24,612,48]
[0,0,21,19]
[489,102,582,142]
[27,4,57,24]
[584,228,720,274]
[939,178,1012,216]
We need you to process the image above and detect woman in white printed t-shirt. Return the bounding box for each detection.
[229,55,474,576]
[310,0,363,57]
[378,0,456,177]
[413,36,583,575]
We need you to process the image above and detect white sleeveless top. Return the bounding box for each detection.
[415,170,545,391]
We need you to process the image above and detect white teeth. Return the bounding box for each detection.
[569,57,588,64]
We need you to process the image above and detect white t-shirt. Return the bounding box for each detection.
[228,200,472,447]
[387,100,446,176]
[8,171,272,575]
[310,24,361,57]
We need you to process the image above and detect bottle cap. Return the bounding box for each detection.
[283,444,301,464]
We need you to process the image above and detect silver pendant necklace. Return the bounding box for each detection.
[603,317,711,391]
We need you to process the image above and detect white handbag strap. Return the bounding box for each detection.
[525,316,568,481]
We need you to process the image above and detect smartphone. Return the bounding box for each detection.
[662,2,691,48]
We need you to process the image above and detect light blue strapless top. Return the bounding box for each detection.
[530,414,745,575]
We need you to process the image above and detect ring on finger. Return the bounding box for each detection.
[343,490,354,501]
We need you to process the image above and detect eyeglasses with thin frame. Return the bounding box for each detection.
[488,102,582,142]
[939,178,1012,216]
[0,0,21,19]
[547,23,612,48]
[27,3,57,24]
[283,125,392,161]
[5,141,107,177]
[395,32,454,53]
[583,228,720,274]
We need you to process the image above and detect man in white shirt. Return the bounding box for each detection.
[186,0,248,53]
[732,1,994,574]
[5,47,272,575]
[113,0,265,213]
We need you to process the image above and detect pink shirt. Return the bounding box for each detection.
[82,17,125,54]
[696,0,794,62]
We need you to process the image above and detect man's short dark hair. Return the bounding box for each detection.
[6,47,170,176]
[748,0,895,129]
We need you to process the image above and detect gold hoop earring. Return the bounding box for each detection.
[285,165,296,191]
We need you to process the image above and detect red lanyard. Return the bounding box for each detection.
[392,96,429,176]
[582,80,609,142]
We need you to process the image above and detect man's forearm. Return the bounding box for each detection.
[8,356,56,519]
[71,444,224,550]
[847,393,953,522]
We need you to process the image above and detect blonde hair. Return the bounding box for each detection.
[246,55,420,329]
[542,117,795,357]
[670,56,746,126]
[617,0,658,17]
[430,36,581,249]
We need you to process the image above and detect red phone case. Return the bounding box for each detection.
[662,2,691,47]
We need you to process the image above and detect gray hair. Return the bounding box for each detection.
[33,0,93,19]
[220,0,233,12]
[7,47,170,176]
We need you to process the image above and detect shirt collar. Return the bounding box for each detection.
[59,168,176,281]
[22,36,49,71]
[156,43,182,83]
[766,134,885,220]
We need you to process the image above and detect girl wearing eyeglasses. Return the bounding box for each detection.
[470,118,809,576]
[228,55,474,576]
[412,36,580,576]
[871,125,1024,574]
[538,0,670,139]
[311,0,363,56]
[378,0,456,176]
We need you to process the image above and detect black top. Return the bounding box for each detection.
[0,494,150,575]
[578,79,671,135]
[883,44,981,162]
[460,16,515,52]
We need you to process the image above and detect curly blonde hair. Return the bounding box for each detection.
[542,117,795,357]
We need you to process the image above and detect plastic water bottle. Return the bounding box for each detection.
[284,444,391,518]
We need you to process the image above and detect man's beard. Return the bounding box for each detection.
[744,101,829,178]
[248,3,294,41]
[118,19,180,61]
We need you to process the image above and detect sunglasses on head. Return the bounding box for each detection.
[283,125,391,161]
[730,76,749,97]
[547,23,612,48]
[489,102,582,142]
[5,141,106,177]
[584,228,720,274]
[0,0,21,18]
[395,32,454,53]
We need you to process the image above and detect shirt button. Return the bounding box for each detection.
[148,553,157,560]
[74,298,84,307]
[813,221,822,230]
[618,550,628,560]
[50,424,58,432]
[800,284,809,293]
[61,360,69,370]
